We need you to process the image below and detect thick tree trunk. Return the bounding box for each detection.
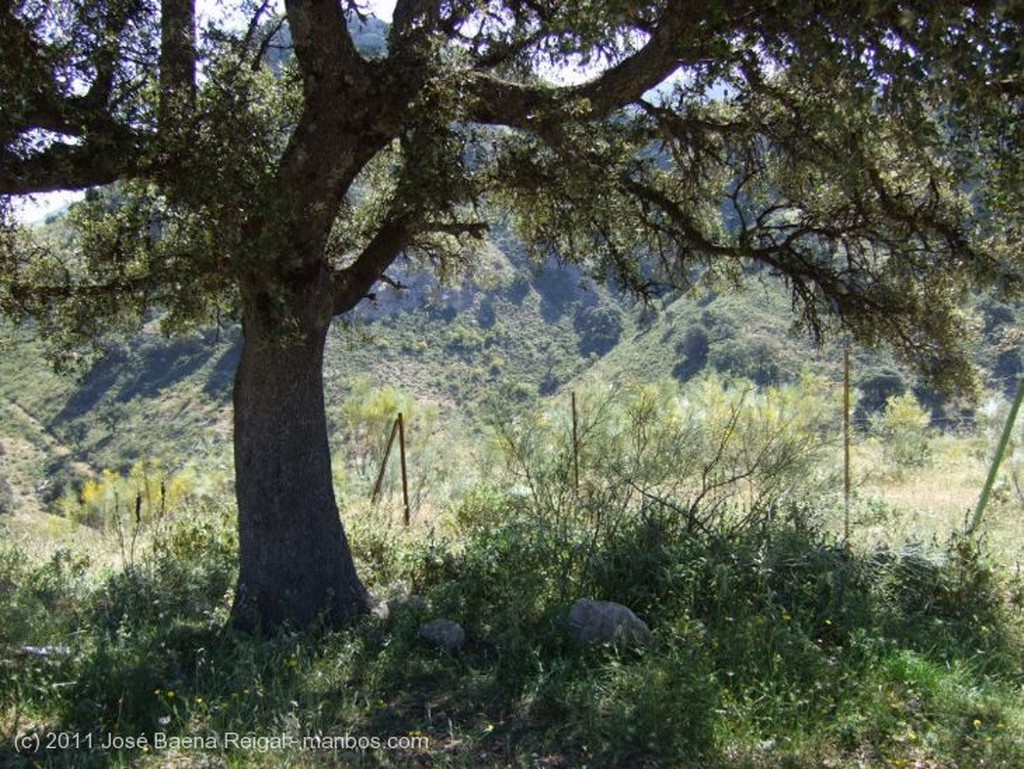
[229,274,370,631]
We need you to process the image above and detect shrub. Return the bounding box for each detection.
[707,333,783,386]
[490,373,836,536]
[855,365,907,423]
[0,543,91,648]
[0,474,13,514]
[872,391,933,468]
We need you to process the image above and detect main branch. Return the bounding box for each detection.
[465,0,743,130]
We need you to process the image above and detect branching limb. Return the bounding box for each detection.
[159,0,197,128]
[0,139,144,196]
[465,0,743,132]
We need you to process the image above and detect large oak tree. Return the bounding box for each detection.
[1,0,1021,630]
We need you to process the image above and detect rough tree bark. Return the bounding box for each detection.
[221,0,402,630]
[231,261,371,630]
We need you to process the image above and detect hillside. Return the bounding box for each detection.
[5,6,1019,523]
[0,213,1020,521]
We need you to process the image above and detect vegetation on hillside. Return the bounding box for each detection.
[3,211,1022,521]
[3,377,1024,767]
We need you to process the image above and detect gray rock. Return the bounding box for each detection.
[373,593,429,623]
[370,598,391,622]
[568,599,651,647]
[19,645,70,659]
[418,618,465,653]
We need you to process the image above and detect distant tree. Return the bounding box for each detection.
[1,1,1021,630]
[856,366,908,424]
[673,327,709,382]
[476,295,497,330]
[708,334,781,386]
[575,303,623,357]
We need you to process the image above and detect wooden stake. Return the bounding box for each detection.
[968,376,1024,536]
[398,412,411,526]
[572,391,580,498]
[843,347,851,542]
[371,416,401,505]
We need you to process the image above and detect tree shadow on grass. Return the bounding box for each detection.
[3,508,1022,769]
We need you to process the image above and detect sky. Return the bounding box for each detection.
[364,1,395,22]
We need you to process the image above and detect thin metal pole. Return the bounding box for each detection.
[967,376,1024,536]
[398,412,411,526]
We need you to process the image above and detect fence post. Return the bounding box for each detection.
[843,347,852,543]
[398,412,411,526]
[572,391,580,499]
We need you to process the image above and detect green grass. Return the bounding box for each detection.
[2,482,1023,768]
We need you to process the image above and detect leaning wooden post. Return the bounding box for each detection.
[371,416,401,506]
[398,412,411,526]
[967,376,1024,536]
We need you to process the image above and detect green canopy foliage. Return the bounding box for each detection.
[1,0,1020,389]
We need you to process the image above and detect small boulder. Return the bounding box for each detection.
[18,645,70,659]
[568,599,651,647]
[418,619,465,653]
[373,593,429,623]
[370,596,391,622]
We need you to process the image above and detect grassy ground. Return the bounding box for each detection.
[4,376,1024,769]
[854,434,1024,570]
[2,429,1024,768]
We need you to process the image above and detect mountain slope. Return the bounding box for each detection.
[0,223,1017,519]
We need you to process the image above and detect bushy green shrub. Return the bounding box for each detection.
[490,373,837,535]
[435,490,575,635]
[0,542,90,647]
[872,391,933,468]
[855,365,908,423]
[330,378,447,511]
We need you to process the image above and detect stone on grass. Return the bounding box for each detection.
[418,619,465,653]
[19,645,70,659]
[370,597,391,622]
[568,599,651,647]
[373,593,429,623]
